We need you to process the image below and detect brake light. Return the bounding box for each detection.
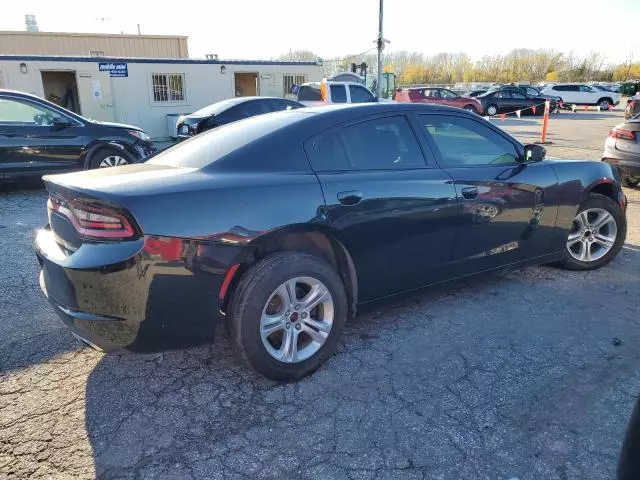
[609,127,636,141]
[48,196,138,240]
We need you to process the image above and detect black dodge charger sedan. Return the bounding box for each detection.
[35,103,627,380]
[176,96,303,140]
[0,89,156,182]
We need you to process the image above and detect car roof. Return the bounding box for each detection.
[187,96,300,117]
[0,89,45,100]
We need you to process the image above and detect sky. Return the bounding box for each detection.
[1,0,638,65]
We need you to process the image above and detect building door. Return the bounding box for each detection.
[41,71,81,114]
[76,71,116,121]
[234,72,258,97]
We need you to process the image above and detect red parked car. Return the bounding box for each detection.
[395,87,483,114]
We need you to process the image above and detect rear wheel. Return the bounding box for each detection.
[486,104,498,116]
[90,148,131,169]
[228,252,347,381]
[555,193,625,270]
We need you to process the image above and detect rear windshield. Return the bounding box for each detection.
[297,85,322,101]
[148,111,304,169]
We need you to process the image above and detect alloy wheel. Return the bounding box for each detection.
[566,208,617,262]
[260,277,334,363]
[487,105,498,116]
[599,100,610,111]
[99,155,129,168]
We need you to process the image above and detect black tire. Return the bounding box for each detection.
[89,148,131,169]
[555,193,626,271]
[463,105,478,114]
[622,176,640,188]
[227,252,348,381]
[598,98,612,111]
[486,104,498,116]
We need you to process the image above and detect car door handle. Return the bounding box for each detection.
[461,187,479,200]
[337,190,363,206]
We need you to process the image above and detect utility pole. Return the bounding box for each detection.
[376,0,383,98]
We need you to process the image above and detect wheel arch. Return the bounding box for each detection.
[221,224,358,319]
[82,141,135,169]
[597,96,613,106]
[586,179,617,203]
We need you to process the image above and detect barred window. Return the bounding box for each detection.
[152,73,186,102]
[283,74,306,98]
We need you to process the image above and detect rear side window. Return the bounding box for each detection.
[349,85,375,103]
[418,114,519,167]
[297,85,322,101]
[305,116,426,172]
[330,85,347,103]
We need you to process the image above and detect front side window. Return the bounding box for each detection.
[152,73,186,102]
[0,97,70,126]
[579,85,594,92]
[510,92,526,99]
[440,89,458,99]
[419,114,519,167]
[349,85,375,103]
[330,85,347,103]
[241,100,271,117]
[423,89,439,98]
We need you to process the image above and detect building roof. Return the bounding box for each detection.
[0,30,187,40]
[0,54,321,66]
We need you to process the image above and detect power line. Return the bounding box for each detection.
[322,48,377,64]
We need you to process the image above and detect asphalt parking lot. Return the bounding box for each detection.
[1,109,639,480]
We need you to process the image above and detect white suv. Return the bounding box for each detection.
[539,83,620,110]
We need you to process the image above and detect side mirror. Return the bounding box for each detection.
[51,118,72,131]
[524,144,546,162]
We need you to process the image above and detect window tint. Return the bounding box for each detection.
[330,85,347,103]
[349,85,375,103]
[297,84,322,101]
[567,85,580,92]
[418,115,519,167]
[341,116,425,170]
[552,85,566,92]
[270,99,303,111]
[423,89,439,98]
[305,130,350,171]
[0,98,68,126]
[241,100,271,117]
[510,92,526,99]
[579,85,593,92]
[526,88,540,96]
[305,116,426,172]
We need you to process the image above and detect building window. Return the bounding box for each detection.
[151,73,186,102]
[89,50,105,57]
[283,74,306,98]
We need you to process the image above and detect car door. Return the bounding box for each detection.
[329,85,347,104]
[304,114,459,301]
[579,85,596,104]
[439,89,461,108]
[414,112,559,275]
[564,85,580,104]
[508,91,530,111]
[0,95,86,178]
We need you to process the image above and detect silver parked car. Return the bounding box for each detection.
[603,114,640,188]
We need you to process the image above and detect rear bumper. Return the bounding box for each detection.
[35,227,239,353]
[603,154,640,178]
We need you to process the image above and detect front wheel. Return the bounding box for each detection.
[598,98,611,111]
[486,104,498,116]
[463,105,478,114]
[555,193,626,270]
[227,252,348,381]
[90,148,131,169]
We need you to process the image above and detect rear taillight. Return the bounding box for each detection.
[48,196,138,240]
[609,127,636,141]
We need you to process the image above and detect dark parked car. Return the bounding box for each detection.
[603,115,640,187]
[394,87,483,114]
[35,103,627,380]
[466,89,488,97]
[477,89,554,116]
[176,96,304,140]
[0,89,156,182]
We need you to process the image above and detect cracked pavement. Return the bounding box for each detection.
[2,112,640,479]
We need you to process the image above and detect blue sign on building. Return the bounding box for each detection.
[98,62,128,77]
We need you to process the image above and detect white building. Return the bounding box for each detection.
[0,55,322,138]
